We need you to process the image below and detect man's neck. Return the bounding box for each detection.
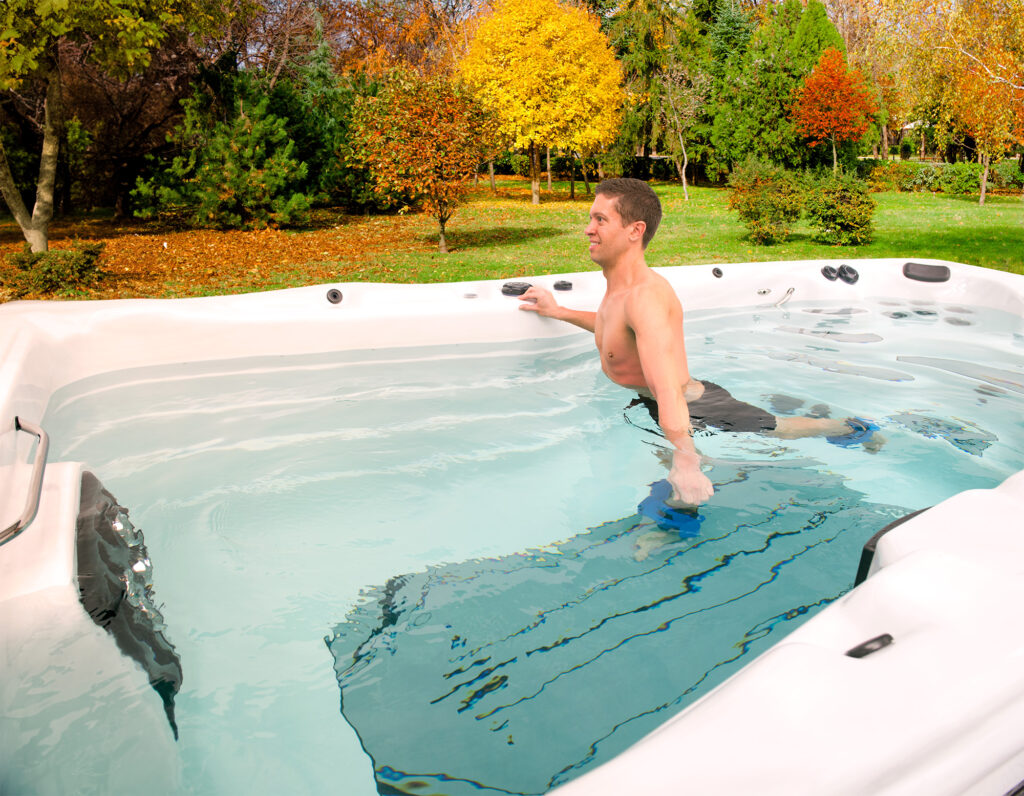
[601,249,648,293]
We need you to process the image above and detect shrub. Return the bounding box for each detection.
[866,160,920,192]
[133,88,311,229]
[937,161,984,195]
[899,140,913,160]
[805,171,876,245]
[2,243,105,297]
[992,157,1024,191]
[492,151,532,176]
[905,163,943,192]
[727,158,802,244]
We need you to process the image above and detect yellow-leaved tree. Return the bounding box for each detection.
[458,0,625,204]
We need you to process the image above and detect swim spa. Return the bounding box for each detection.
[2,258,1023,795]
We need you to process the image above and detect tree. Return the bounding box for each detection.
[351,70,497,252]
[334,0,484,77]
[0,0,227,251]
[946,67,1024,204]
[459,0,625,204]
[709,0,845,175]
[654,31,712,200]
[792,47,878,172]
[883,0,1024,174]
[602,0,675,180]
[132,78,312,229]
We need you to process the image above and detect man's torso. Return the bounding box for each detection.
[593,272,702,402]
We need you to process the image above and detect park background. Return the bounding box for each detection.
[1,0,1022,301]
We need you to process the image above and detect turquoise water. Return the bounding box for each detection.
[36,297,1024,794]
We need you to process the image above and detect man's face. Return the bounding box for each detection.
[584,193,642,267]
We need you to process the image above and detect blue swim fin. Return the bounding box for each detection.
[638,480,705,536]
[826,417,879,448]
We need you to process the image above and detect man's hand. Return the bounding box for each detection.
[667,450,714,507]
[518,286,560,317]
[518,287,597,332]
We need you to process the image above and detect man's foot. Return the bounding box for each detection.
[826,417,885,453]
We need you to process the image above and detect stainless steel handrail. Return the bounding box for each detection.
[773,286,796,308]
[0,417,50,547]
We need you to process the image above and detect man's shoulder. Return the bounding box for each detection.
[628,269,681,310]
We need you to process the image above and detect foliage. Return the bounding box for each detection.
[993,157,1024,190]
[351,69,499,252]
[944,64,1024,202]
[862,160,992,195]
[0,0,229,252]
[602,0,674,179]
[268,35,396,212]
[492,151,533,177]
[133,83,311,229]
[792,47,878,172]
[0,0,225,91]
[709,0,846,177]
[459,0,625,202]
[2,242,105,297]
[652,16,713,198]
[937,162,986,195]
[726,158,803,244]
[804,170,876,244]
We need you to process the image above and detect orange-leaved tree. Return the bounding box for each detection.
[945,66,1024,204]
[351,70,498,253]
[792,47,878,173]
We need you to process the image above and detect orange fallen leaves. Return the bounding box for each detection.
[0,210,431,300]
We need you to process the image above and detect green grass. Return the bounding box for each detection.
[303,181,1024,286]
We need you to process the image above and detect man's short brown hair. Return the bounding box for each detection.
[595,178,662,248]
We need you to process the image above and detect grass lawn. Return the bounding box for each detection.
[348,181,1024,283]
[1,179,1022,299]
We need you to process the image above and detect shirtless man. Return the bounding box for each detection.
[518,178,878,506]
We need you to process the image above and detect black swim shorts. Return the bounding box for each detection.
[626,381,777,434]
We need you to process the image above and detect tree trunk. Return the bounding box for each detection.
[489,159,495,192]
[979,152,990,205]
[675,131,690,201]
[569,152,576,200]
[546,146,551,192]
[881,125,889,160]
[831,136,838,175]
[0,62,63,253]
[438,216,448,253]
[530,142,540,205]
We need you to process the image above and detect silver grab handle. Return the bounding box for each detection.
[773,286,796,308]
[0,417,50,547]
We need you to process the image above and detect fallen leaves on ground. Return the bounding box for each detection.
[0,209,433,301]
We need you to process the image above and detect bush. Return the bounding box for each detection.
[805,171,876,245]
[2,243,105,297]
[133,85,312,229]
[904,163,943,192]
[492,151,532,176]
[866,160,921,192]
[937,161,984,195]
[727,158,802,245]
[899,140,913,160]
[991,158,1024,191]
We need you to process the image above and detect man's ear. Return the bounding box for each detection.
[630,220,647,243]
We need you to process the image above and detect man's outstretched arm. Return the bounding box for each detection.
[627,285,714,506]
[518,286,596,332]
